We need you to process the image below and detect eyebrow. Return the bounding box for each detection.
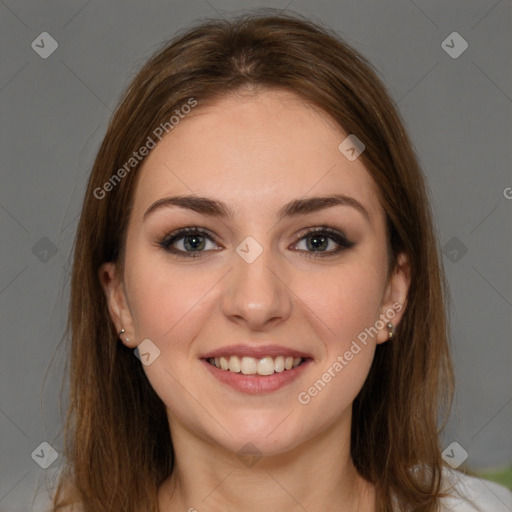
[143,194,371,224]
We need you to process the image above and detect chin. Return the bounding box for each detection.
[202,412,314,459]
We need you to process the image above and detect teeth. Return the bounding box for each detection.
[241,356,257,375]
[208,355,305,375]
[257,357,275,376]
[274,355,285,373]
[229,355,241,373]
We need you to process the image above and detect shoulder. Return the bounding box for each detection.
[439,467,512,512]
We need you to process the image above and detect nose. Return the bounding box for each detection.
[221,242,293,331]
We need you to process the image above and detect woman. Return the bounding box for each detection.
[52,10,512,512]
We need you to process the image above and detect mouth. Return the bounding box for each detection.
[205,355,309,375]
[200,346,313,394]
[199,344,313,394]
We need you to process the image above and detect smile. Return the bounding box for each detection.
[201,357,312,394]
[207,355,304,375]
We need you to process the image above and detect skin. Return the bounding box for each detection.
[99,88,410,511]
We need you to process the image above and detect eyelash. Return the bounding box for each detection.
[157,226,355,259]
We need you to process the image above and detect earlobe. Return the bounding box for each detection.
[98,262,137,348]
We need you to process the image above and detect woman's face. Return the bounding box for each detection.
[100,89,409,457]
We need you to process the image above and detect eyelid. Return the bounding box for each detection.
[294,225,353,244]
[291,226,355,254]
[158,225,354,258]
[158,226,221,250]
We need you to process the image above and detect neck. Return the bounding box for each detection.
[158,410,375,512]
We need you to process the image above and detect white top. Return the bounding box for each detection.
[439,467,512,511]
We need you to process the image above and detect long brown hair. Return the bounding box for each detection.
[53,9,454,511]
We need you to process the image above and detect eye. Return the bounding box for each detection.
[158,225,354,259]
[158,227,221,258]
[293,226,355,258]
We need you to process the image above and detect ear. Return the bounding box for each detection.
[98,262,137,348]
[376,252,411,344]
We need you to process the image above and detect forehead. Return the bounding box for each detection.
[132,89,381,221]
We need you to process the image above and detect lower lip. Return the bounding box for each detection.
[200,358,312,394]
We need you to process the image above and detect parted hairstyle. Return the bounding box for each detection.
[53,9,454,512]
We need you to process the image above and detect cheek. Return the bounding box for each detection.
[124,255,216,418]
[125,248,215,343]
[297,262,385,346]
[292,262,384,405]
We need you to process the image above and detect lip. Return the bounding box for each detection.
[201,357,313,394]
[200,343,313,359]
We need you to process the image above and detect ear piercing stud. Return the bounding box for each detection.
[118,328,130,343]
[387,322,394,340]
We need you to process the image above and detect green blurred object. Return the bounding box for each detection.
[476,466,512,490]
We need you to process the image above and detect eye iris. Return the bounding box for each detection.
[307,234,328,251]
[184,234,205,251]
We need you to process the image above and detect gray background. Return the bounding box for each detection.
[0,0,511,510]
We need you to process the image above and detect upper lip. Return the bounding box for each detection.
[200,344,313,360]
